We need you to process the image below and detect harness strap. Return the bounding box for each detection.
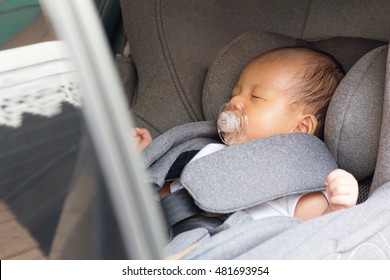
[165,150,199,181]
[161,150,225,239]
[161,188,225,239]
[161,188,200,228]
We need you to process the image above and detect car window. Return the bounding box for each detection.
[0,1,137,260]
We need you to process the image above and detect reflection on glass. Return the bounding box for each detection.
[0,0,56,51]
[0,3,83,259]
[0,0,132,260]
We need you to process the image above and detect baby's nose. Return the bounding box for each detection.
[230,91,242,100]
[229,95,245,107]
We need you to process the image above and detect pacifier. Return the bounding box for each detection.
[217,103,248,145]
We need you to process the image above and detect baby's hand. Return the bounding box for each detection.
[325,169,359,211]
[133,127,153,150]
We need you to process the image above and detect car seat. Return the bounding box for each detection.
[163,40,390,259]
[16,0,388,259]
[117,0,390,259]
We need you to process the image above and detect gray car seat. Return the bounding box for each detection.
[163,42,389,259]
[117,0,390,259]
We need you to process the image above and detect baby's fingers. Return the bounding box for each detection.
[328,194,357,208]
[132,127,153,150]
[327,180,355,196]
[326,169,356,187]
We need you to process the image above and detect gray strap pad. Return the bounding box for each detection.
[180,133,338,213]
[143,121,219,187]
[144,122,338,214]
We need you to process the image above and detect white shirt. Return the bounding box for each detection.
[245,193,303,219]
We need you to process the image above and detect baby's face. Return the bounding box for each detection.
[227,59,307,143]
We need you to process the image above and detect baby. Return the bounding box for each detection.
[135,46,358,221]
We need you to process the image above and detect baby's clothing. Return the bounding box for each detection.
[169,143,318,220]
[245,193,304,219]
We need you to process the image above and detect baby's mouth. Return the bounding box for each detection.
[217,103,248,145]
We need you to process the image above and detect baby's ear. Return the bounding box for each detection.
[294,114,318,134]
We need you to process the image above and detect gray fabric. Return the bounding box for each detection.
[163,228,210,257]
[115,55,137,107]
[147,138,217,187]
[183,182,390,259]
[143,121,218,168]
[371,48,390,194]
[325,46,387,181]
[143,121,219,187]
[297,37,387,73]
[183,216,302,260]
[302,0,390,41]
[202,32,296,121]
[211,211,253,235]
[181,133,337,213]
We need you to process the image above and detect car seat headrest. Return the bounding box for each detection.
[296,37,387,73]
[203,32,387,180]
[325,45,388,181]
